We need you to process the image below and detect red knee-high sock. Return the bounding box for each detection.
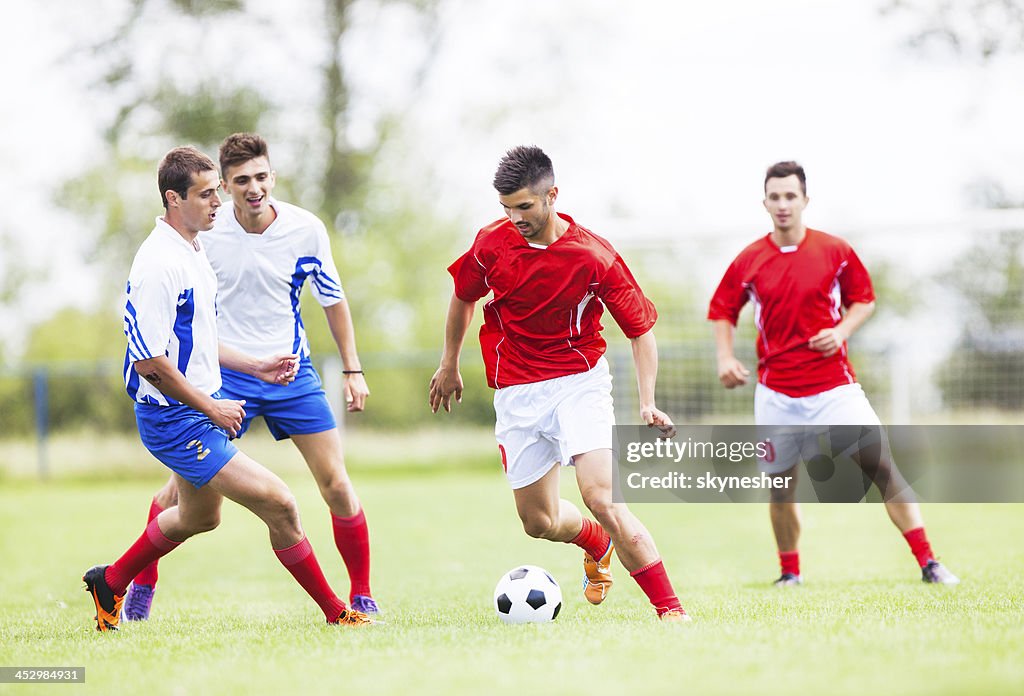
[133,497,165,587]
[104,518,182,595]
[275,536,347,621]
[568,518,611,560]
[331,509,372,601]
[903,527,934,567]
[779,550,800,577]
[630,559,684,616]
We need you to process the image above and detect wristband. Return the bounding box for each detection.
[342,370,364,375]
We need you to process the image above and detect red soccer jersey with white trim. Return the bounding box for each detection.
[449,213,657,389]
[707,228,875,397]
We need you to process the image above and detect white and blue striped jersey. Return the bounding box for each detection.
[123,218,222,405]
[203,198,345,359]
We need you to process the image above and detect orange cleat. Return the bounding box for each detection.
[328,607,374,626]
[583,541,615,605]
[83,565,124,632]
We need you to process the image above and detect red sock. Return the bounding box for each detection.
[568,518,611,560]
[630,559,683,615]
[275,536,347,621]
[331,509,372,600]
[133,497,165,587]
[105,518,182,595]
[779,550,800,577]
[903,527,934,567]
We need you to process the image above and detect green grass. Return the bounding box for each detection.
[1,453,1022,695]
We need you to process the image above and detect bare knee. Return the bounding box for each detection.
[520,511,558,540]
[263,488,301,529]
[319,472,355,509]
[582,491,616,530]
[180,508,221,535]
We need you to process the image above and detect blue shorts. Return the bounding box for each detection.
[134,400,238,488]
[219,358,337,441]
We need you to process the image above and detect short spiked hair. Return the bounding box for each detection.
[493,145,554,195]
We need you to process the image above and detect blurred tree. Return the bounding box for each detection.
[58,0,442,282]
[882,0,1024,61]
[935,229,1024,409]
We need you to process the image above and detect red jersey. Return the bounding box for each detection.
[707,228,875,397]
[449,213,657,389]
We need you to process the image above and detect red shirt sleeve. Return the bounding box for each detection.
[707,258,748,325]
[839,248,875,307]
[447,242,490,303]
[598,254,657,338]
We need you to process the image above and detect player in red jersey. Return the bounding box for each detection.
[708,161,958,586]
[429,146,689,621]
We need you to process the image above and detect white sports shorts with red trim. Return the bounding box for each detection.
[493,357,615,490]
[754,383,882,475]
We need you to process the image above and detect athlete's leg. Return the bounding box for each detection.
[123,474,180,620]
[205,451,356,621]
[291,429,359,517]
[512,461,585,542]
[574,449,686,618]
[769,463,802,584]
[290,429,378,610]
[574,449,656,570]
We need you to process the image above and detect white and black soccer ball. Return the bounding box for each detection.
[493,565,562,624]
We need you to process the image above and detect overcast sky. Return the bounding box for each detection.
[1,0,1022,352]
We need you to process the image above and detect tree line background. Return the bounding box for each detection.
[2,0,1024,437]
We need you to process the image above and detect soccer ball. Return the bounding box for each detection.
[493,565,562,624]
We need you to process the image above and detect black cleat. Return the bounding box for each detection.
[773,572,802,587]
[83,565,123,632]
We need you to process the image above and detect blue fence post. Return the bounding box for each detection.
[33,367,49,479]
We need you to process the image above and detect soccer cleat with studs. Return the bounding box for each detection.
[329,607,374,626]
[921,560,960,585]
[350,595,381,616]
[583,540,615,605]
[122,582,156,621]
[773,572,802,587]
[659,608,692,623]
[83,565,124,632]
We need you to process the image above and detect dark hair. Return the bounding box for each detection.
[219,132,270,178]
[493,145,554,195]
[764,161,807,196]
[158,146,217,209]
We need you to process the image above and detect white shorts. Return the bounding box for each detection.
[754,383,881,474]
[493,357,615,490]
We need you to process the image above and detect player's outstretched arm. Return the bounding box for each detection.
[219,343,299,386]
[133,355,246,436]
[630,329,677,438]
[808,301,875,357]
[429,293,475,414]
[323,299,370,412]
[712,319,750,388]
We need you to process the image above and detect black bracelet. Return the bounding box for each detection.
[342,370,364,375]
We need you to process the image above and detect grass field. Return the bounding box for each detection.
[0,431,1022,695]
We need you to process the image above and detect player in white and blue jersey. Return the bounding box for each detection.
[82,146,372,632]
[122,134,381,621]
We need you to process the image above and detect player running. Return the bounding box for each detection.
[84,146,371,632]
[429,146,689,621]
[708,160,959,587]
[121,134,381,622]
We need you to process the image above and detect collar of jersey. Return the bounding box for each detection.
[224,196,281,237]
[512,212,577,248]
